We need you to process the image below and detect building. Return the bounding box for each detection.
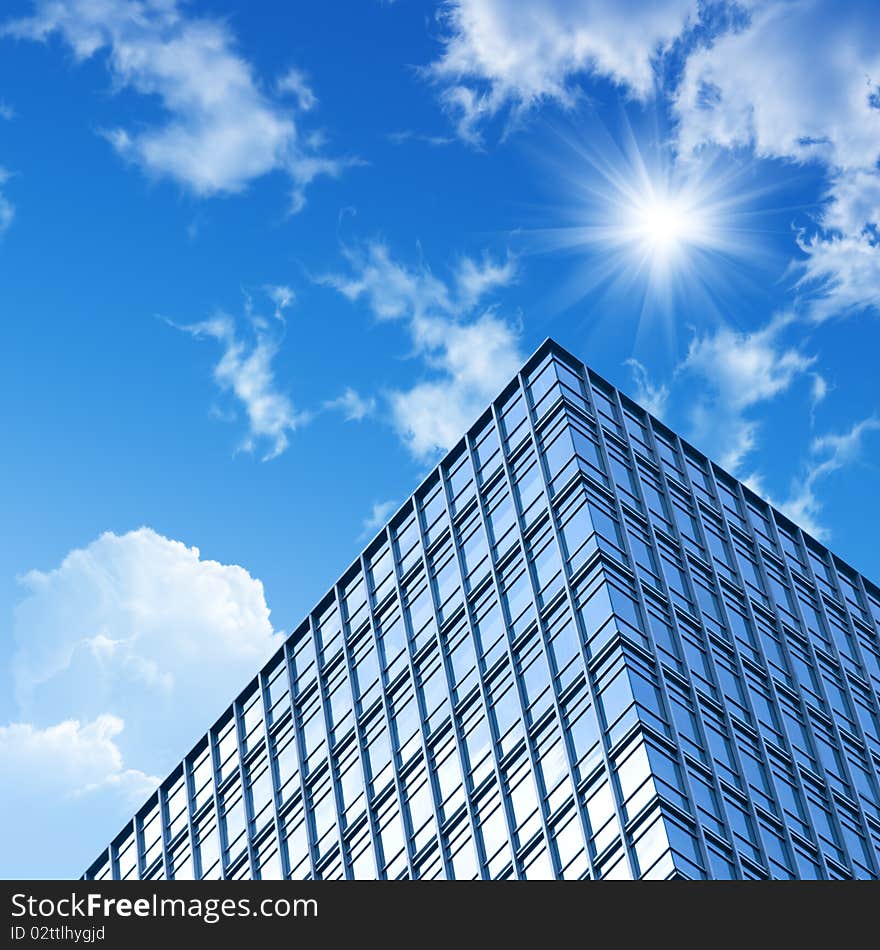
[84,338,880,881]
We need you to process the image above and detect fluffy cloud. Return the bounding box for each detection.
[0,717,157,805]
[176,307,309,461]
[13,528,280,762]
[429,0,697,141]
[675,1,879,170]
[0,716,160,877]
[674,0,880,319]
[4,0,348,208]
[388,311,524,457]
[322,243,522,459]
[455,251,518,307]
[3,527,279,875]
[678,314,816,471]
[325,242,453,320]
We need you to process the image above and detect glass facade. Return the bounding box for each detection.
[84,339,880,881]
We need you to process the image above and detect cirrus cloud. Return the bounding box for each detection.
[678,313,817,472]
[173,302,310,461]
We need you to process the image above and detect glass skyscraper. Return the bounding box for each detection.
[84,338,880,881]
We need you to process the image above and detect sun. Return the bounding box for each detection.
[624,187,711,265]
[636,195,700,252]
[521,116,768,344]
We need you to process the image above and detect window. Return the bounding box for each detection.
[545,600,583,693]
[446,447,476,516]
[419,479,450,549]
[499,389,529,451]
[562,679,602,781]
[392,510,421,577]
[584,776,619,856]
[474,421,503,485]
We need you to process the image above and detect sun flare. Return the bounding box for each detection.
[629,191,708,259]
[524,118,766,338]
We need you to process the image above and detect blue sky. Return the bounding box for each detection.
[0,0,878,877]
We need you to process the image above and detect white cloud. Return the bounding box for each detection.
[176,309,308,460]
[0,166,13,233]
[810,373,829,409]
[278,66,317,112]
[13,527,280,770]
[674,0,880,320]
[813,168,880,237]
[265,283,296,320]
[796,217,880,321]
[678,313,815,471]
[0,100,13,120]
[428,0,697,142]
[322,242,522,459]
[325,387,377,422]
[0,528,281,877]
[769,416,880,540]
[625,358,669,419]
[455,252,517,308]
[0,717,157,805]
[387,130,455,147]
[4,0,348,207]
[3,527,280,875]
[389,311,523,457]
[675,1,880,170]
[362,499,399,537]
[0,715,160,876]
[324,242,452,320]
